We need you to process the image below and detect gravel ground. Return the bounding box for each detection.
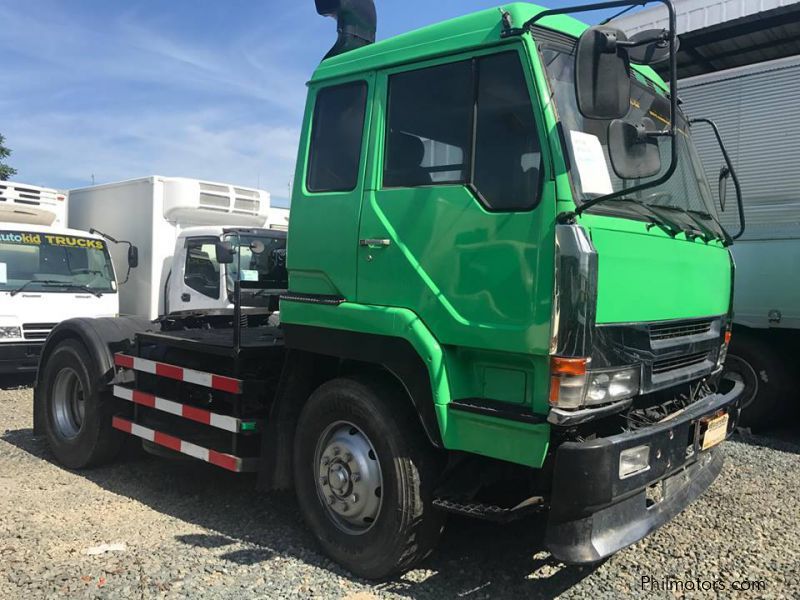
[1,379,799,599]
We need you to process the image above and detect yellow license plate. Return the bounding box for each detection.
[701,412,729,450]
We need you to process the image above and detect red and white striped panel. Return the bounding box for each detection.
[114,353,242,394]
[112,385,257,434]
[111,417,257,473]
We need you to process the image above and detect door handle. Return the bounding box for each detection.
[181,293,190,302]
[359,238,391,248]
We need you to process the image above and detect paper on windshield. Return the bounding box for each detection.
[240,269,258,282]
[0,263,6,284]
[570,131,613,195]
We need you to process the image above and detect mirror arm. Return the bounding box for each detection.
[88,227,137,285]
[689,117,745,240]
[504,0,649,35]
[617,32,667,48]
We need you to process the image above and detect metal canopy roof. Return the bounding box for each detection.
[612,0,800,78]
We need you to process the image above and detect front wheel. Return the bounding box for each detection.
[39,339,124,469]
[293,376,445,579]
[725,334,791,428]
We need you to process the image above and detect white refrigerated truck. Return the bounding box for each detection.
[0,181,120,373]
[68,176,288,321]
[679,56,800,425]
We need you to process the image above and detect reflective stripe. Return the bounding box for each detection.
[114,353,243,394]
[112,385,254,434]
[110,417,256,473]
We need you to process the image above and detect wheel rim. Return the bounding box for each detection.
[51,367,86,439]
[314,421,383,535]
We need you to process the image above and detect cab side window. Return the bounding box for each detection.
[306,81,368,193]
[384,60,473,187]
[383,52,543,211]
[184,239,220,298]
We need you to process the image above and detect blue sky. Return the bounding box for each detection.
[0,0,627,205]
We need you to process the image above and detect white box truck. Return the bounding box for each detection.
[680,56,800,425]
[0,181,120,373]
[68,176,288,321]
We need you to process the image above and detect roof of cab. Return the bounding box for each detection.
[310,2,666,90]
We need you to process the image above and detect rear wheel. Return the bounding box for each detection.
[293,376,445,579]
[40,339,124,469]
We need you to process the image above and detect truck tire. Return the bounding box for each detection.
[725,335,790,428]
[293,376,445,579]
[39,339,124,469]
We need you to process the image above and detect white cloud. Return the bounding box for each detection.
[0,0,316,202]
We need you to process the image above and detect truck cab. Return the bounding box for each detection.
[0,182,118,372]
[33,0,745,579]
[167,226,287,316]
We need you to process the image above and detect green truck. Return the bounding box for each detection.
[33,0,746,579]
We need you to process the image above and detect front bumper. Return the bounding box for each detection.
[0,341,44,373]
[545,376,743,564]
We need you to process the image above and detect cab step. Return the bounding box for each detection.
[432,495,545,522]
[111,417,258,473]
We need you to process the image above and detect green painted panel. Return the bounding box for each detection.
[437,404,550,468]
[585,214,732,324]
[287,73,376,299]
[280,301,551,468]
[482,367,527,405]
[355,43,556,357]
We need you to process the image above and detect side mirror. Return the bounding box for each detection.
[127,245,139,269]
[608,117,662,179]
[215,241,235,264]
[718,165,730,212]
[575,26,631,119]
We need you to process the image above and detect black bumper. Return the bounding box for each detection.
[545,377,743,564]
[0,341,43,373]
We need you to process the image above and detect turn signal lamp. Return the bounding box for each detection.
[549,357,588,409]
[718,328,733,367]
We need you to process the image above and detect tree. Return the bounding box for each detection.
[0,134,17,181]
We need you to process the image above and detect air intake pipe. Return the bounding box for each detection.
[315,0,376,59]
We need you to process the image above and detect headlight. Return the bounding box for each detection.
[550,357,640,409]
[585,367,640,407]
[0,326,22,339]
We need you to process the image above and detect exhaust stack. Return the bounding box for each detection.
[315,0,376,60]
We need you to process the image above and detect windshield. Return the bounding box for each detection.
[0,231,116,293]
[224,233,287,293]
[542,49,723,235]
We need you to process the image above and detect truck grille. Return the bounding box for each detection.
[649,319,713,342]
[22,323,57,340]
[652,351,709,375]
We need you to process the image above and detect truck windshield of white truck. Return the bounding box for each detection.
[0,231,116,296]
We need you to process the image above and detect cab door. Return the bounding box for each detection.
[287,73,375,300]
[356,46,557,356]
[169,236,224,314]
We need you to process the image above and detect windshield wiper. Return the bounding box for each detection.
[649,204,721,244]
[686,209,732,245]
[607,199,684,238]
[9,280,103,298]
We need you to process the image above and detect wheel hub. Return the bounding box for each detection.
[51,367,86,440]
[315,422,383,534]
